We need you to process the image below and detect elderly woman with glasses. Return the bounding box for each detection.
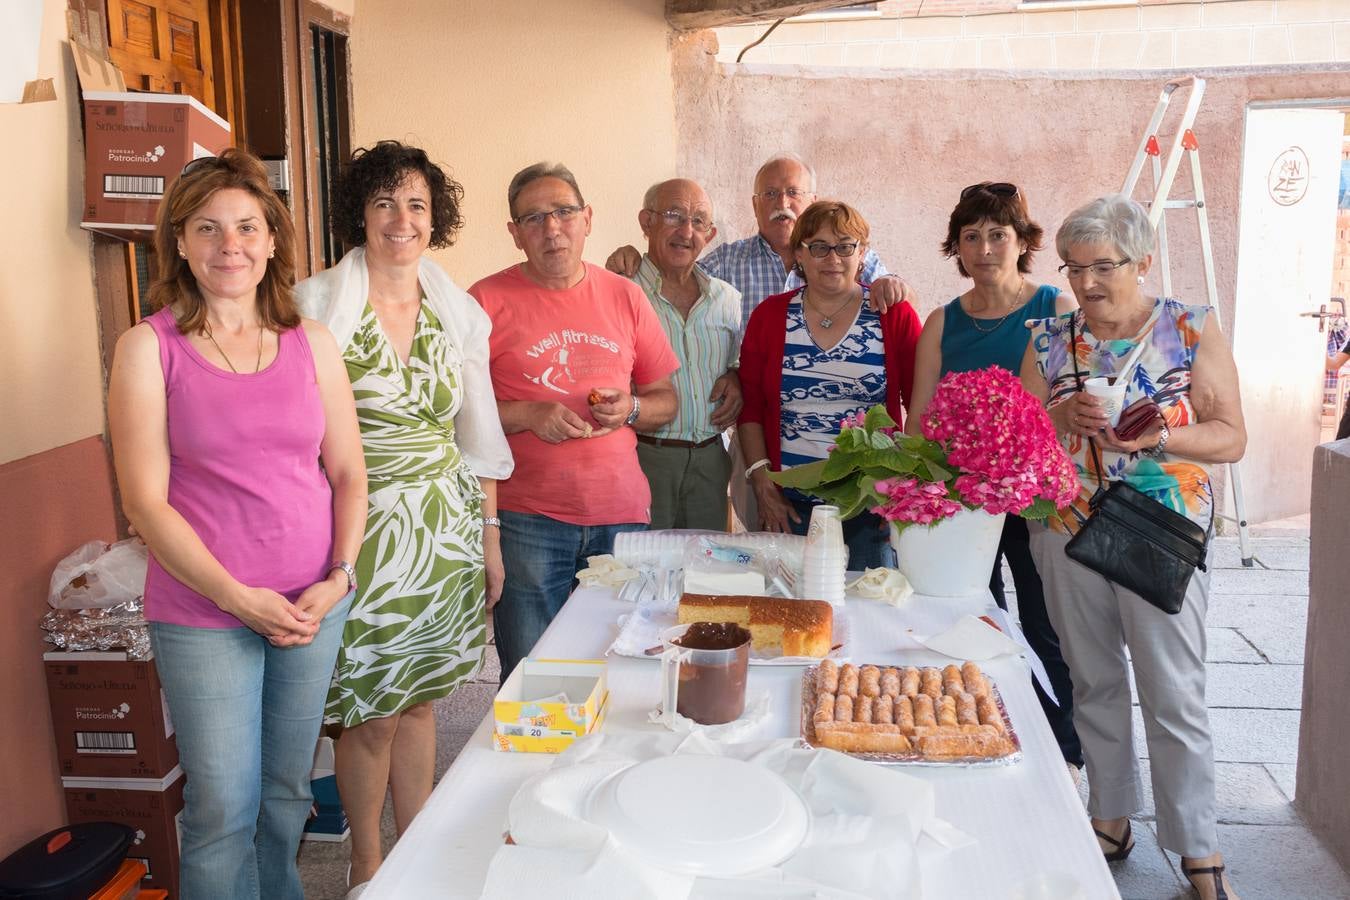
[295,141,513,895]
[738,200,920,565]
[107,148,366,899]
[905,181,1084,777]
[1020,195,1246,900]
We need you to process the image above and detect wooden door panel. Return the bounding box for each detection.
[107,0,215,111]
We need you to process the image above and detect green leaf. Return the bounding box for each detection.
[868,429,894,450]
[921,458,952,482]
[863,404,897,432]
[822,447,922,482]
[768,459,830,489]
[1018,497,1058,520]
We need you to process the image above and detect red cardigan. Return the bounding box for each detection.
[737,288,921,471]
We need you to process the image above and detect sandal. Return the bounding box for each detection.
[1182,863,1231,900]
[1093,819,1135,862]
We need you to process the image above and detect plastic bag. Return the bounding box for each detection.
[48,538,148,609]
[680,536,782,597]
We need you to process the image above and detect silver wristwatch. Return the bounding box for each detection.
[624,395,641,427]
[328,560,357,593]
[1143,422,1171,458]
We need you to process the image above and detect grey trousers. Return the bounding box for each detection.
[637,439,731,531]
[1030,526,1218,857]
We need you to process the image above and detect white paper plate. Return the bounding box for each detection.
[584,755,809,877]
[608,601,850,665]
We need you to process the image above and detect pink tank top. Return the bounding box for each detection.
[143,307,333,628]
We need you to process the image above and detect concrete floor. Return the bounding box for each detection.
[297,520,1350,900]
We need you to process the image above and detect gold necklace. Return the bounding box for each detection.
[968,279,1028,334]
[203,321,264,374]
[806,289,859,329]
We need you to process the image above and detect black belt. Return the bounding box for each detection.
[636,434,721,449]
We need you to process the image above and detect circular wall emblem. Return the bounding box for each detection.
[1268,147,1310,206]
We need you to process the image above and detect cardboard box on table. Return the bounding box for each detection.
[491,659,609,754]
[44,651,178,779]
[79,91,231,240]
[63,766,183,898]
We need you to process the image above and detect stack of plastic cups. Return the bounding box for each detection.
[799,505,847,604]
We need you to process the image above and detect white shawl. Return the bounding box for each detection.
[295,247,514,480]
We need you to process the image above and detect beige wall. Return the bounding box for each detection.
[0,0,106,464]
[349,0,679,287]
[716,0,1350,69]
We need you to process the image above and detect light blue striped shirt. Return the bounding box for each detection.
[633,255,742,442]
[699,233,888,332]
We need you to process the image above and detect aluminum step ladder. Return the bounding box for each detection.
[1120,76,1255,566]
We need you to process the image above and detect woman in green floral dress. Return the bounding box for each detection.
[296,142,512,895]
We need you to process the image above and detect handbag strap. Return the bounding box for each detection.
[1067,315,1109,504]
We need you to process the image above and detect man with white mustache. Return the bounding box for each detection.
[629,178,743,530]
[469,162,679,680]
[607,153,913,330]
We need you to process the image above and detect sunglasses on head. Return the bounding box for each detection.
[960,182,1019,201]
[180,156,227,177]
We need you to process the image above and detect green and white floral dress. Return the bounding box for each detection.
[326,302,487,727]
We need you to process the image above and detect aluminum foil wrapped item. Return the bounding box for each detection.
[41,598,151,659]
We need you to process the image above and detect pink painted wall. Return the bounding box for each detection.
[671,35,1350,522]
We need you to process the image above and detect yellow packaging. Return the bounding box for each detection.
[491,659,608,753]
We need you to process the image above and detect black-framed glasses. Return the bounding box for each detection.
[960,182,1019,201]
[513,205,584,229]
[1058,258,1131,278]
[181,156,227,177]
[755,187,811,202]
[802,240,859,259]
[645,208,714,234]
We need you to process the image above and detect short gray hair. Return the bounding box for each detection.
[641,178,714,218]
[1055,194,1156,263]
[507,162,585,217]
[755,152,817,192]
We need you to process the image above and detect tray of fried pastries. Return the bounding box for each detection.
[800,660,1021,766]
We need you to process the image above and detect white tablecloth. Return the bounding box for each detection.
[362,587,1119,899]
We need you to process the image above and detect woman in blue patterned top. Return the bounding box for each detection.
[906,182,1083,777]
[738,201,921,568]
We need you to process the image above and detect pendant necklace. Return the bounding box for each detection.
[807,289,857,329]
[204,321,264,374]
[968,279,1028,334]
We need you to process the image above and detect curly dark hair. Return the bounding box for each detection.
[331,141,465,249]
[940,182,1043,278]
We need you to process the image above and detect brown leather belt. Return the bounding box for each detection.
[636,434,722,450]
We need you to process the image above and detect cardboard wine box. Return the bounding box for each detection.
[44,651,178,779]
[79,90,231,240]
[62,767,183,898]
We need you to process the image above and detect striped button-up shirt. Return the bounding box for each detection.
[699,233,889,331]
[633,255,742,442]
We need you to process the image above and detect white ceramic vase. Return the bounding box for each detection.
[890,508,1007,597]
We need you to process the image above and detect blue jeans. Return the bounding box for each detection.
[786,493,896,570]
[148,593,351,900]
[494,511,645,681]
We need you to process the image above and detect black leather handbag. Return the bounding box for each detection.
[1061,317,1209,614]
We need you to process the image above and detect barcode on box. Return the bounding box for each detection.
[104,174,165,199]
[76,731,136,754]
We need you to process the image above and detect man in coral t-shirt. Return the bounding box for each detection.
[470,162,679,680]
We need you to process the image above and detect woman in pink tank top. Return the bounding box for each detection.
[106,149,367,900]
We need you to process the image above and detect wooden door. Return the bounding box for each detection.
[106,0,216,108]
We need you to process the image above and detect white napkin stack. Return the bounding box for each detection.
[481,732,973,900]
[575,554,640,588]
[846,568,915,607]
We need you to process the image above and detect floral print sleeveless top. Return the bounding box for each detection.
[1028,298,1214,536]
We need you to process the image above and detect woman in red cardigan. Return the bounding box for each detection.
[737,200,921,567]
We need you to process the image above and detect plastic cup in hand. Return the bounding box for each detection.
[1083,376,1128,426]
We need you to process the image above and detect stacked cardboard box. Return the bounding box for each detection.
[45,651,182,897]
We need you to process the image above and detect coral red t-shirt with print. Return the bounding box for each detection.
[470,262,679,525]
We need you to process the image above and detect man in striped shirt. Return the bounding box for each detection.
[630,178,743,530]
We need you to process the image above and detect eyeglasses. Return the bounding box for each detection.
[513,205,584,229]
[755,187,811,202]
[181,156,227,177]
[960,182,1019,201]
[802,240,859,259]
[1057,258,1131,278]
[645,208,714,234]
